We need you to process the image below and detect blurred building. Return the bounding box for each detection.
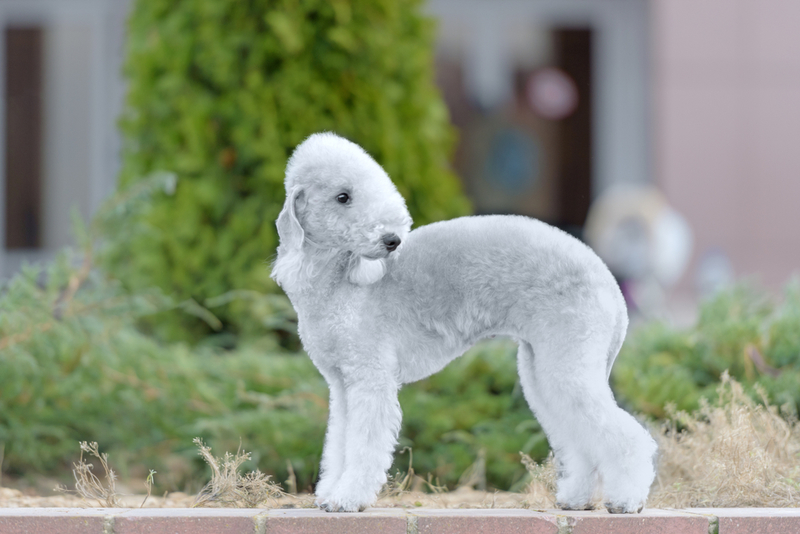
[428,0,800,297]
[653,0,800,293]
[429,0,649,241]
[2,0,800,299]
[0,0,129,276]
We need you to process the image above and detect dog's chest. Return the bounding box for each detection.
[294,290,381,367]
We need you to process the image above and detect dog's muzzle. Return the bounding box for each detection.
[382,233,401,252]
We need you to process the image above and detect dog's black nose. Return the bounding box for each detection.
[382,233,401,252]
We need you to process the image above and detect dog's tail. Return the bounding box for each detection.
[605,300,629,379]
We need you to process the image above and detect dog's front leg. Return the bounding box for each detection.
[314,368,347,503]
[317,368,401,513]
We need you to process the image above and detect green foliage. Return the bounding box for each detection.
[0,172,531,496]
[0,247,328,491]
[10,170,796,493]
[108,0,470,340]
[0,254,541,493]
[613,281,800,419]
[0,258,541,492]
[0,177,321,491]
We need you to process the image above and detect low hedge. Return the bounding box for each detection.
[613,281,800,418]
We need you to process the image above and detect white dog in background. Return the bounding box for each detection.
[271,133,656,514]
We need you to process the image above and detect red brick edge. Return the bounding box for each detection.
[1,507,799,534]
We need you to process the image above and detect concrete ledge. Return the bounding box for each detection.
[1,507,799,534]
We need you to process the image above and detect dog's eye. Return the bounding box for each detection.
[336,193,350,204]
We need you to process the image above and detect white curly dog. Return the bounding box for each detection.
[272,133,656,514]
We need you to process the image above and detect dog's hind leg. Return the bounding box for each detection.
[522,335,656,513]
[595,406,657,513]
[314,367,348,503]
[516,341,597,509]
[317,365,402,512]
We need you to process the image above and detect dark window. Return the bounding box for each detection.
[554,28,593,230]
[436,27,594,237]
[5,26,43,249]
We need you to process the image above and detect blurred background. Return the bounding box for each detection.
[3,0,800,318]
[1,0,800,498]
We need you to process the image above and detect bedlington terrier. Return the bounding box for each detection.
[271,132,657,514]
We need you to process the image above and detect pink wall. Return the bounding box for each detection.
[653,0,800,291]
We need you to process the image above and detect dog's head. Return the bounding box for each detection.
[272,133,413,290]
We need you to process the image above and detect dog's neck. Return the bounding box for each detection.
[275,244,350,297]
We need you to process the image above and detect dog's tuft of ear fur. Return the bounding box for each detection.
[271,186,306,289]
[348,256,387,286]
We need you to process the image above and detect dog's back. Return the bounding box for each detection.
[386,214,620,321]
[375,214,626,381]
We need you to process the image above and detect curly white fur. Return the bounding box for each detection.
[272,132,657,513]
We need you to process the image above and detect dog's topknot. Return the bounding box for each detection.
[285,132,385,191]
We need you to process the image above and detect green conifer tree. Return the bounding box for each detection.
[106,0,470,340]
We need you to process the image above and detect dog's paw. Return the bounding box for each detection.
[315,486,371,513]
[556,501,594,511]
[315,474,380,512]
[313,478,337,503]
[316,499,367,513]
[604,501,644,514]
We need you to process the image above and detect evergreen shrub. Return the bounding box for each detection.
[0,175,538,491]
[613,281,800,419]
[7,171,796,493]
[0,176,327,490]
[0,248,541,491]
[108,0,470,340]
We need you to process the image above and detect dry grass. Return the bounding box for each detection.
[50,439,289,510]
[519,452,558,509]
[373,447,453,508]
[515,371,800,509]
[191,438,286,508]
[55,441,122,507]
[650,371,800,507]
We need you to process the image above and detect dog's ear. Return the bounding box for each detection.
[276,186,305,251]
[272,186,306,289]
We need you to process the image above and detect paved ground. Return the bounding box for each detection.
[2,507,800,534]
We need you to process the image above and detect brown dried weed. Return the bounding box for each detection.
[192,438,285,508]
